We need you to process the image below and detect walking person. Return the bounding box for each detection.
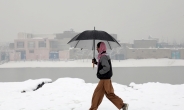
[89,42,128,110]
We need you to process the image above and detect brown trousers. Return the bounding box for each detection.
[89,79,124,110]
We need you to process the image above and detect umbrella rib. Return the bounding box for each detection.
[67,33,80,44]
[74,40,80,48]
[107,41,112,50]
[111,36,121,46]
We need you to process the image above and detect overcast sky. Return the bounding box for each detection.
[0,0,184,43]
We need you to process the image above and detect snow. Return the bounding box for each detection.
[0,78,184,110]
[0,58,183,109]
[32,37,44,39]
[0,59,184,68]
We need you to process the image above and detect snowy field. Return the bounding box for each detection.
[0,59,184,109]
[0,78,184,110]
[0,59,184,68]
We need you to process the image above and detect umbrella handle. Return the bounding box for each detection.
[93,63,94,68]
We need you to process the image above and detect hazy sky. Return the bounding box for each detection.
[0,0,184,43]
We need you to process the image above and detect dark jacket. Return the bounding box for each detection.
[96,54,113,79]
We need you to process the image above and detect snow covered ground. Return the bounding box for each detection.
[0,59,184,109]
[0,78,184,110]
[0,59,184,68]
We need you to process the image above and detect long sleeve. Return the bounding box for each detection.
[99,55,110,74]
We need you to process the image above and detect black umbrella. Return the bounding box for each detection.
[67,27,121,68]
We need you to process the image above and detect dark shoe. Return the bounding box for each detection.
[121,103,129,110]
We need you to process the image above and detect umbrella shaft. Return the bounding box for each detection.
[93,39,95,58]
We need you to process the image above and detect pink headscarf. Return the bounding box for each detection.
[97,42,107,61]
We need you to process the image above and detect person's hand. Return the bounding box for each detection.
[92,58,97,64]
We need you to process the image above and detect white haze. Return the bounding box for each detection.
[0,0,184,43]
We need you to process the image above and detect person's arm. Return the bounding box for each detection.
[99,56,110,74]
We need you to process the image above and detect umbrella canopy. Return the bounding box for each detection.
[67,30,121,50]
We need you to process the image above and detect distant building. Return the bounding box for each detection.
[18,32,33,39]
[17,32,55,39]
[133,39,158,48]
[124,48,184,59]
[125,48,171,59]
[7,30,120,61]
[117,37,184,60]
[55,30,79,51]
[120,43,133,48]
[0,43,10,62]
[9,43,14,50]
[11,31,79,60]
[55,30,79,39]
[14,37,51,60]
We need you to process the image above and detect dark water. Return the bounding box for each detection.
[0,67,184,85]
